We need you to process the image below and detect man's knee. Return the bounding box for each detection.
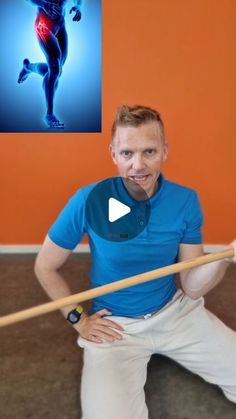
[48,58,60,77]
[222,386,236,404]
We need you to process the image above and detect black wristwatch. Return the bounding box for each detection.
[67,305,84,324]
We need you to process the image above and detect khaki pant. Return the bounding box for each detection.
[78,290,236,419]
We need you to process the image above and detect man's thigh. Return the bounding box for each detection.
[78,324,151,419]
[158,294,236,402]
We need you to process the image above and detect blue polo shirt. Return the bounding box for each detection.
[48,174,203,316]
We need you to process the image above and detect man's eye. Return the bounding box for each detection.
[121,151,132,157]
[145,149,156,156]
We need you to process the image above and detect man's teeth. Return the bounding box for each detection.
[132,176,148,180]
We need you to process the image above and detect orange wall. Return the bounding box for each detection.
[0,0,235,244]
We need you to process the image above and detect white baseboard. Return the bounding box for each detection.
[0,244,90,254]
[0,244,226,254]
[203,245,227,253]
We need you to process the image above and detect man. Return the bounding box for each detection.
[35,105,236,419]
[18,0,82,128]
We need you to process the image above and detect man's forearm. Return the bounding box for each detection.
[181,259,230,299]
[35,267,78,318]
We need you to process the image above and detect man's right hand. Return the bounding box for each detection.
[69,6,82,22]
[74,309,124,343]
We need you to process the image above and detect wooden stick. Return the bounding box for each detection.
[0,248,234,327]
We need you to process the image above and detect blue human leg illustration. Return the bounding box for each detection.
[18,1,82,129]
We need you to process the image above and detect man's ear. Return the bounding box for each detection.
[109,143,117,165]
[163,142,168,162]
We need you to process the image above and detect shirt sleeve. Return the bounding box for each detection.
[48,189,86,250]
[180,190,203,244]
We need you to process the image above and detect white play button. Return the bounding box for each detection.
[85,177,151,241]
[108,197,131,222]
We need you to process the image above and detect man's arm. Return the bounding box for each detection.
[34,235,76,318]
[73,0,82,7]
[34,235,123,342]
[179,241,236,300]
[70,0,82,21]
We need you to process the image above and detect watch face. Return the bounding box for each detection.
[68,310,80,324]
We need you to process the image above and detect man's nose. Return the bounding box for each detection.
[131,154,146,170]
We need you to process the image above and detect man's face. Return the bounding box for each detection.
[110,121,168,199]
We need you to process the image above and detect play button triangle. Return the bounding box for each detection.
[108,197,131,222]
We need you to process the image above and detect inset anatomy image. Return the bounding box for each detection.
[18,0,82,129]
[0,0,101,132]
